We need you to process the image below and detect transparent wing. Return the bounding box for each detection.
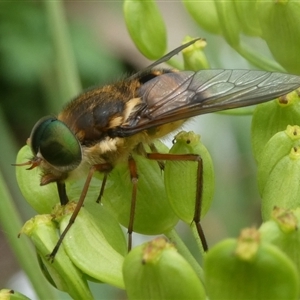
[117,69,300,136]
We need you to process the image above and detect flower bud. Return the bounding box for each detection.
[182,36,209,70]
[123,0,166,59]
[204,228,299,300]
[183,1,221,34]
[164,131,214,224]
[20,215,93,299]
[251,91,300,163]
[234,1,262,36]
[123,237,206,299]
[0,289,30,300]
[56,201,125,288]
[260,207,300,279]
[103,140,179,235]
[257,125,300,220]
[214,0,240,47]
[257,1,300,73]
[15,145,58,214]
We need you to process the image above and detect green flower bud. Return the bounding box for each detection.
[204,228,299,300]
[123,237,206,300]
[251,91,300,163]
[271,206,298,233]
[257,125,300,220]
[0,289,30,300]
[257,1,300,73]
[103,140,178,235]
[65,178,128,257]
[234,1,262,36]
[214,0,240,47]
[20,215,93,300]
[56,201,125,288]
[182,1,222,34]
[15,145,58,213]
[259,207,300,280]
[164,131,214,224]
[182,36,209,71]
[123,0,166,59]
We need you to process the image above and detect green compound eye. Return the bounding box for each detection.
[30,116,82,170]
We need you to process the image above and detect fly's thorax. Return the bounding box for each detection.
[83,137,126,166]
[81,131,151,168]
[57,80,143,146]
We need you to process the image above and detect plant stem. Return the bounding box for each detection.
[234,43,285,72]
[190,222,207,258]
[164,228,204,284]
[44,0,82,111]
[0,170,56,299]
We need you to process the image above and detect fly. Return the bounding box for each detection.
[15,38,300,260]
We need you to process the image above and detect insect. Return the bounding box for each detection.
[16,38,300,260]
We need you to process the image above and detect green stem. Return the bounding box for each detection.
[191,223,207,257]
[0,108,33,219]
[0,107,55,297]
[234,43,285,72]
[164,228,204,284]
[0,170,56,299]
[44,0,82,111]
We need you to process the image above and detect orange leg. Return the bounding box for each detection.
[147,152,208,252]
[48,163,112,261]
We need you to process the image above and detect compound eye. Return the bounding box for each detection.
[29,116,82,171]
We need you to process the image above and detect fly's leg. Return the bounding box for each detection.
[96,172,109,203]
[149,143,165,170]
[48,163,112,261]
[147,152,208,252]
[127,155,138,251]
[56,181,69,205]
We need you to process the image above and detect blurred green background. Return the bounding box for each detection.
[0,1,267,299]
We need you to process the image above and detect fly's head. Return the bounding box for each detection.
[16,116,82,186]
